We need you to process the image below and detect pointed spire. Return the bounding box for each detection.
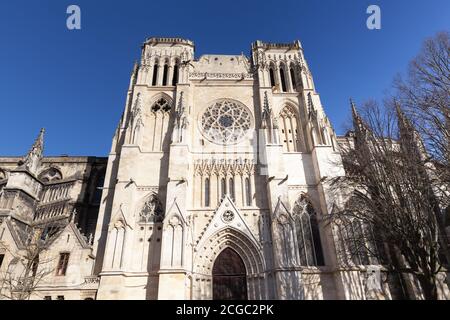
[21,128,45,174]
[395,100,427,161]
[394,100,412,138]
[349,99,373,150]
[350,98,358,119]
[394,100,413,133]
[395,100,415,138]
[36,127,45,145]
[350,98,366,133]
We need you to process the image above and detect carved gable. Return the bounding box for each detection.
[196,195,260,250]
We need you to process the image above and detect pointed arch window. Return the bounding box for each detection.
[229,178,235,202]
[292,197,324,266]
[204,178,210,207]
[152,62,159,86]
[269,67,276,88]
[162,64,169,86]
[151,98,171,113]
[279,106,301,152]
[279,66,287,92]
[149,96,172,152]
[56,252,70,276]
[290,67,297,91]
[245,178,252,206]
[338,217,377,266]
[172,61,179,86]
[221,178,226,199]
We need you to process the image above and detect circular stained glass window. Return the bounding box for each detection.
[200,100,252,145]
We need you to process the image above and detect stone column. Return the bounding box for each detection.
[274,65,281,91]
[167,64,174,87]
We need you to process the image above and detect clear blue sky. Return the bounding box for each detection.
[0,0,449,156]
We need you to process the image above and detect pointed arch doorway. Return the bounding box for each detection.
[212,248,248,300]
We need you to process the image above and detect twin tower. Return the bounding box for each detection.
[91,37,346,300]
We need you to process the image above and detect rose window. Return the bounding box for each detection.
[200,100,252,144]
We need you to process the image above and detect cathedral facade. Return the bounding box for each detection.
[93,37,345,300]
[1,37,447,300]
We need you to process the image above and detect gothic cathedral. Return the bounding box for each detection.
[92,37,343,300]
[2,37,426,300]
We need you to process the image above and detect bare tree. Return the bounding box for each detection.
[326,32,450,300]
[396,31,450,196]
[0,222,63,300]
[395,31,450,279]
[328,97,447,300]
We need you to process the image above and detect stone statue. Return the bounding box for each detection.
[140,195,164,223]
